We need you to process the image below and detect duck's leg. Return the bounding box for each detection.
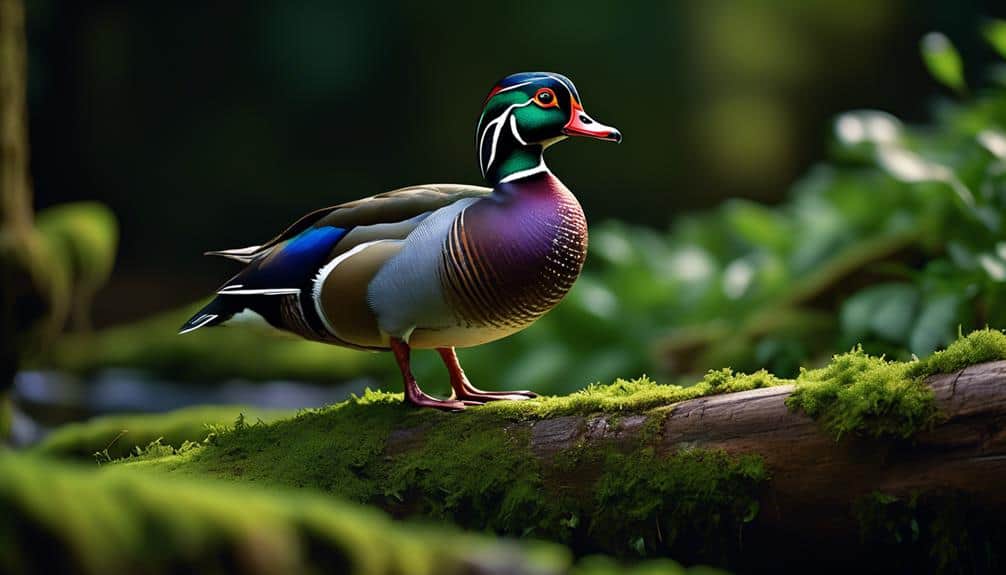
[437,347,538,402]
[390,338,477,411]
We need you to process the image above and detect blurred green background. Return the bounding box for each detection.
[13,0,1006,438]
[9,3,1006,571]
[25,0,1000,322]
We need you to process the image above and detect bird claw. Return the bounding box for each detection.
[453,391,537,402]
[406,394,482,411]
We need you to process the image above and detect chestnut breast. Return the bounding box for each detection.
[438,173,588,331]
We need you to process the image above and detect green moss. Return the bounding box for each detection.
[0,452,576,575]
[124,389,405,501]
[112,375,778,561]
[32,405,293,461]
[787,329,1006,440]
[908,328,1006,378]
[591,448,766,560]
[786,347,937,439]
[487,372,787,421]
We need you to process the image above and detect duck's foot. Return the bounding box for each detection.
[406,396,480,411]
[406,392,483,411]
[437,347,539,403]
[452,390,538,402]
[392,338,482,411]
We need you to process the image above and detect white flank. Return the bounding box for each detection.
[224,308,271,328]
[311,240,390,336]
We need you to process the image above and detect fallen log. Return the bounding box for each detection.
[631,360,1006,570]
[657,360,1006,529]
[108,355,1006,573]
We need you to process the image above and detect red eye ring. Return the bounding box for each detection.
[534,88,558,108]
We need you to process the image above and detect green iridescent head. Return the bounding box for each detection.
[476,72,621,185]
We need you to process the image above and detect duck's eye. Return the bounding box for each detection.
[534,89,556,107]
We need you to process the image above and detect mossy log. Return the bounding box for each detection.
[372,361,1006,566]
[110,352,1006,572]
[654,361,1006,559]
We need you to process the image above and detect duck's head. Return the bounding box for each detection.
[477,72,621,184]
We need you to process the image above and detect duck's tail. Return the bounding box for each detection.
[178,297,240,334]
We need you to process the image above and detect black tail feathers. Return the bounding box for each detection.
[178,297,238,334]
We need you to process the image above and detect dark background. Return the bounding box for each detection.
[22,0,1006,325]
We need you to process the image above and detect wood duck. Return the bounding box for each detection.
[180,72,621,410]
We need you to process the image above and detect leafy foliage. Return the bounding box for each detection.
[35,26,1006,398]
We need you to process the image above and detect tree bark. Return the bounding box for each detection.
[0,0,61,439]
[0,0,32,230]
[462,361,1006,513]
[651,362,1006,544]
[382,360,1006,568]
[0,0,31,437]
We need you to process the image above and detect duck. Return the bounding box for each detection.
[179,72,621,410]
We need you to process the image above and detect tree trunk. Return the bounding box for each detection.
[0,0,32,230]
[0,0,58,440]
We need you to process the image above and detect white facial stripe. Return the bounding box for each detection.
[479,103,514,175]
[479,99,533,176]
[474,80,538,148]
[492,80,535,95]
[509,115,527,146]
[477,75,578,179]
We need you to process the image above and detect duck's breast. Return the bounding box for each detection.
[416,173,587,348]
[368,173,587,348]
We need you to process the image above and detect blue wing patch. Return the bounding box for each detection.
[218,226,348,294]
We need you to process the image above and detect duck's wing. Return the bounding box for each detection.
[180,184,491,336]
[206,184,492,263]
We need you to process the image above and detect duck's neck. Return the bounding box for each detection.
[491,148,549,186]
[479,117,554,186]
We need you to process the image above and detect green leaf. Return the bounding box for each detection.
[909,295,961,357]
[35,201,119,289]
[840,284,919,343]
[983,20,1006,60]
[920,32,966,93]
[723,200,792,252]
